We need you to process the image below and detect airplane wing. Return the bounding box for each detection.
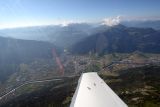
[70,72,128,107]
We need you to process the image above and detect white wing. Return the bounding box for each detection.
[70,72,128,107]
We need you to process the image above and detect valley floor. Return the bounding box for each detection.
[0,53,160,107]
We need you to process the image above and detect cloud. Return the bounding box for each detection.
[102,16,122,26]
[57,20,75,26]
[1,15,160,29]
[101,16,160,26]
[54,19,87,26]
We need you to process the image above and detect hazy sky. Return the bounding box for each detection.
[0,0,160,28]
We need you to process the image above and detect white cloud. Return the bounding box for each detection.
[1,15,160,29]
[101,16,160,26]
[55,19,87,26]
[102,16,122,26]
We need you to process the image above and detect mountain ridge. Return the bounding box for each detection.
[71,25,160,55]
[0,36,57,82]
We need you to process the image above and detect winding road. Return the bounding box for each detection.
[0,78,62,101]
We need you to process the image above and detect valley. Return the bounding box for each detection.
[0,24,160,107]
[0,51,160,107]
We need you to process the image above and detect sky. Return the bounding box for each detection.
[0,0,160,28]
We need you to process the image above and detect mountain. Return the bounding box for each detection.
[48,23,94,47]
[0,36,57,82]
[71,25,160,55]
[0,23,94,48]
[1,20,160,44]
[0,26,61,41]
[1,21,160,49]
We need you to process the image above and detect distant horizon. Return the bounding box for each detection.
[0,16,160,29]
[0,0,160,29]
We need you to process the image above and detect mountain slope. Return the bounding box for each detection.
[0,36,56,82]
[72,25,160,55]
[0,23,94,48]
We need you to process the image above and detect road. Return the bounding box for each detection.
[0,78,62,101]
